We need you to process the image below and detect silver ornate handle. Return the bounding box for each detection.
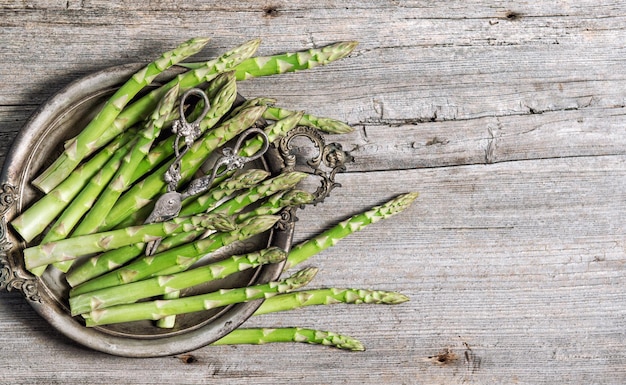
[181,127,270,200]
[277,126,354,206]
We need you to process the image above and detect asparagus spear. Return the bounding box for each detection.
[181,171,307,218]
[65,209,238,288]
[115,88,250,227]
[64,230,197,288]
[154,172,305,329]
[263,106,354,134]
[29,133,140,275]
[99,104,268,231]
[82,267,317,326]
[13,41,246,241]
[133,168,272,258]
[155,291,180,329]
[69,215,280,295]
[99,39,258,176]
[173,113,304,216]
[212,172,308,216]
[23,213,232,272]
[180,41,358,80]
[178,168,270,216]
[33,37,211,193]
[69,247,286,315]
[41,134,138,244]
[65,243,145,287]
[254,288,409,315]
[39,40,260,195]
[212,327,365,351]
[153,171,302,330]
[235,189,315,222]
[285,192,419,269]
[72,85,180,236]
[10,129,138,242]
[226,97,276,119]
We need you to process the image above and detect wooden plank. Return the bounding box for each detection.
[1,2,625,124]
[0,1,625,384]
[1,156,625,383]
[334,106,626,171]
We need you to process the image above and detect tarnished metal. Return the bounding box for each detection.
[0,183,40,302]
[164,88,210,192]
[144,90,270,256]
[273,125,353,230]
[147,127,270,226]
[278,125,354,205]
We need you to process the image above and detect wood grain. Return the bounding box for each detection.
[1,1,625,384]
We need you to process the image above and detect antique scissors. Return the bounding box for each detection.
[143,88,270,255]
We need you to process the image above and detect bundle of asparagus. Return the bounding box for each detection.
[11,37,418,352]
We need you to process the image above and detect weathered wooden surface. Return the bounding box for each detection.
[1,1,625,384]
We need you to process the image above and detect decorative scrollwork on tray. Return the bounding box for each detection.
[274,205,299,232]
[0,183,16,218]
[277,126,354,205]
[0,183,40,302]
[275,126,354,229]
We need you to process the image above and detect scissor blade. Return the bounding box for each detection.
[144,192,183,224]
[145,238,163,256]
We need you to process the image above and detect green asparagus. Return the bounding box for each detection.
[130,71,238,184]
[69,247,286,315]
[226,97,276,120]
[179,168,270,216]
[182,171,307,218]
[99,104,268,231]
[285,192,419,269]
[105,39,258,174]
[55,40,258,194]
[153,171,305,330]
[212,327,365,351]
[155,291,180,329]
[82,267,317,326]
[33,37,211,193]
[254,288,409,315]
[73,84,180,236]
[235,189,315,223]
[64,216,236,288]
[181,41,358,80]
[69,215,280,296]
[24,213,233,272]
[12,38,417,354]
[10,129,137,242]
[31,133,140,275]
[65,243,146,287]
[263,106,354,134]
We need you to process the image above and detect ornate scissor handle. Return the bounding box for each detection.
[165,88,211,192]
[172,88,211,153]
[180,127,270,200]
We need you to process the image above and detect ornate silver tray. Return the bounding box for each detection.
[0,64,305,357]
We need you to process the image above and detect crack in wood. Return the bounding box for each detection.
[355,99,614,128]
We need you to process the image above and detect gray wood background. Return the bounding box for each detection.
[1,1,625,384]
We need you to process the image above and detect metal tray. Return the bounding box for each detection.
[0,64,296,357]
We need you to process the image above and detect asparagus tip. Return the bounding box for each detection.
[239,214,281,236]
[257,247,288,264]
[283,267,318,291]
[382,291,410,304]
[384,192,419,215]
